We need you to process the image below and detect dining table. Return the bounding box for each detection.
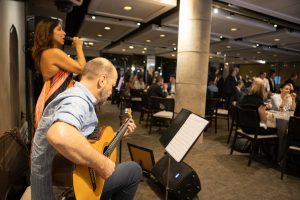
[267,110,294,162]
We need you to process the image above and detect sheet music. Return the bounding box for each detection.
[166,113,209,162]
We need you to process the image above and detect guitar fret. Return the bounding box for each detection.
[104,119,130,157]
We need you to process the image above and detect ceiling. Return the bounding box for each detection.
[28,0,300,64]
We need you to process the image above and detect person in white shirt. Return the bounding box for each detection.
[271,83,296,111]
[133,75,145,90]
[259,71,270,92]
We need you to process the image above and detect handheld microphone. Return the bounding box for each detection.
[64,36,73,45]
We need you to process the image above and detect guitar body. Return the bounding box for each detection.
[72,126,117,200]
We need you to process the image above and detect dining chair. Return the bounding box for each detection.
[215,98,230,133]
[280,116,300,179]
[139,92,150,126]
[227,101,237,144]
[148,96,175,134]
[204,98,218,132]
[230,105,278,166]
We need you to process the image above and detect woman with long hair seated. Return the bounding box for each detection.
[239,78,274,133]
[32,18,86,129]
[271,83,296,111]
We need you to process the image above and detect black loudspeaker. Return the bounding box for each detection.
[152,155,201,200]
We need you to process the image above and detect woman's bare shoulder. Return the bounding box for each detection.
[42,48,65,57]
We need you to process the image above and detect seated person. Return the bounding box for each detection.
[147,76,168,98]
[133,75,145,90]
[271,83,296,111]
[147,76,168,111]
[207,78,218,98]
[167,74,176,95]
[239,78,274,134]
[30,58,142,200]
[233,80,246,103]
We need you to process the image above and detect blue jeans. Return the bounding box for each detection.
[101,161,142,200]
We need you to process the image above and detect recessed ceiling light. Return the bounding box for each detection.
[230,28,237,31]
[258,60,266,64]
[172,43,176,46]
[220,35,223,39]
[274,38,280,42]
[160,34,166,38]
[256,44,259,46]
[213,8,219,14]
[129,45,134,49]
[226,45,231,49]
[97,34,103,37]
[173,47,177,51]
[144,47,147,50]
[171,54,175,57]
[209,56,213,59]
[122,49,126,51]
[88,42,94,46]
[146,39,151,43]
[123,6,132,11]
[137,22,141,26]
[92,16,96,20]
[257,51,261,54]
[104,26,111,30]
[142,51,145,54]
[274,24,277,28]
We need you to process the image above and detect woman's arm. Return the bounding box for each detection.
[40,37,86,80]
[258,105,267,124]
[72,37,86,67]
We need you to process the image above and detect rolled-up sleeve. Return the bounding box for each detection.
[52,97,90,135]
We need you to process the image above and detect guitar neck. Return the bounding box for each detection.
[103,118,130,157]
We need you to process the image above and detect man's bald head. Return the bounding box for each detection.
[81,57,117,81]
[80,57,118,104]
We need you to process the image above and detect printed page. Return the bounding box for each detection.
[166,113,209,162]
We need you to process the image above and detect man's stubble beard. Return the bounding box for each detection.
[98,87,110,106]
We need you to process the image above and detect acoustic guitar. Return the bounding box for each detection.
[72,108,132,200]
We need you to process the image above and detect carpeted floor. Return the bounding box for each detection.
[98,101,300,200]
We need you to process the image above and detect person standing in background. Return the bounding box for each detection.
[32,17,86,129]
[258,71,270,93]
[268,69,276,93]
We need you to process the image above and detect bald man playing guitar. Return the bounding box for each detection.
[31,57,142,200]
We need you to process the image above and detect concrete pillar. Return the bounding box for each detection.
[175,0,212,117]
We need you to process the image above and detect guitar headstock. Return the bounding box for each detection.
[125,107,132,119]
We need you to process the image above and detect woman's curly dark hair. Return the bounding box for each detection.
[31,18,60,72]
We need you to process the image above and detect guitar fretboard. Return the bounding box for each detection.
[103,118,130,157]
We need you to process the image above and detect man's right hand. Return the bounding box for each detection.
[96,157,115,180]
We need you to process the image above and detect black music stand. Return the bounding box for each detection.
[127,143,155,175]
[159,108,209,200]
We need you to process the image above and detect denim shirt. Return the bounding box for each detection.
[30,82,98,200]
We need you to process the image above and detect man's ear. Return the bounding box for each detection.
[97,75,106,89]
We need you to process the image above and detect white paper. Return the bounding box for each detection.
[165,113,209,162]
